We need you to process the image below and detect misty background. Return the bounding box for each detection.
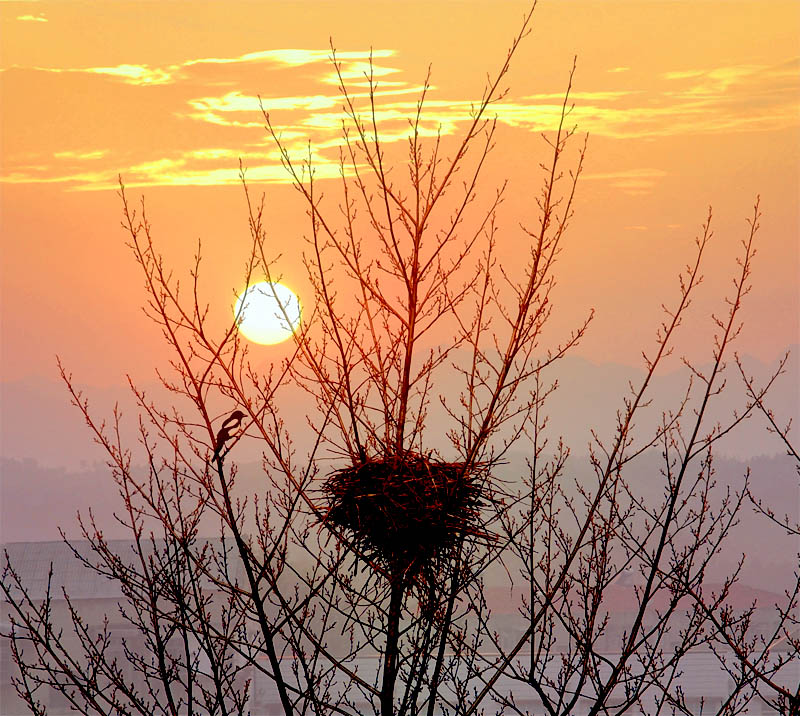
[3,348,797,592]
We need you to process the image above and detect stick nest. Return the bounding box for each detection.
[322,453,485,580]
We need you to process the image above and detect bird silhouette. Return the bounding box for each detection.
[212,410,246,461]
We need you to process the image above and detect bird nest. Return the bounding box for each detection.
[322,453,485,583]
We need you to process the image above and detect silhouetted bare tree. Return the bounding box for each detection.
[679,355,800,716]
[4,3,797,715]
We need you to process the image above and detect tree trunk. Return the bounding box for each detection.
[381,573,405,716]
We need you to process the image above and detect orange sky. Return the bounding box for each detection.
[1,0,798,386]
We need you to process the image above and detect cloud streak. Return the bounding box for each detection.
[23,48,398,87]
[2,49,797,190]
[582,168,667,195]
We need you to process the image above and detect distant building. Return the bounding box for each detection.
[2,539,250,715]
[3,540,796,715]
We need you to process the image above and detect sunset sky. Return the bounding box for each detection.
[2,0,798,388]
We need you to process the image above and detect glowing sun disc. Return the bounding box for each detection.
[234,281,301,345]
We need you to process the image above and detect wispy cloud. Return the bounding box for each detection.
[86,64,173,85]
[26,49,398,87]
[1,146,358,191]
[3,50,797,190]
[1,168,114,187]
[54,149,108,160]
[17,13,46,22]
[112,159,349,190]
[185,48,394,69]
[320,61,400,86]
[661,62,789,96]
[32,63,177,85]
[582,168,667,195]
[661,59,799,102]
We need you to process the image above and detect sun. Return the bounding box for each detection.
[234,281,301,345]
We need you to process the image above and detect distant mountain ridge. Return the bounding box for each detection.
[2,348,797,470]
